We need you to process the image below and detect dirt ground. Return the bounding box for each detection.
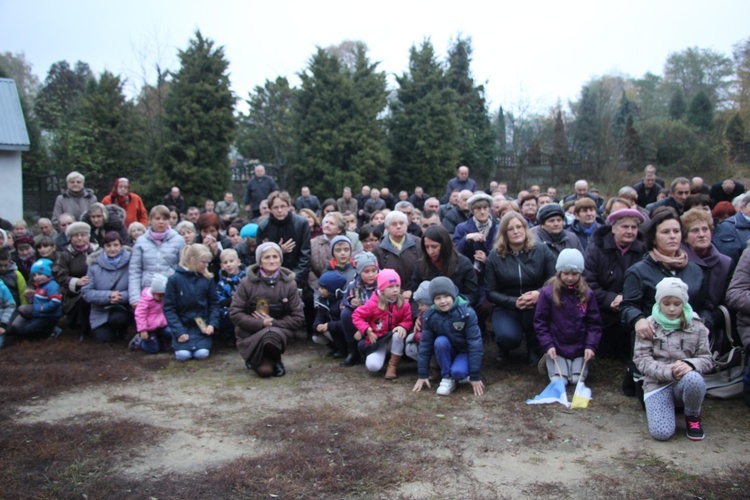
[1,331,749,499]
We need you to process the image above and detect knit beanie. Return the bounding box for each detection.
[30,258,53,277]
[467,192,494,212]
[536,203,565,225]
[413,280,432,305]
[318,270,348,294]
[655,277,689,305]
[240,223,258,239]
[377,269,400,291]
[150,274,168,294]
[354,251,378,272]
[429,276,457,301]
[330,235,352,251]
[66,221,91,238]
[255,242,284,265]
[555,248,584,274]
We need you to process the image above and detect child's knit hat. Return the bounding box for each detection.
[428,276,457,301]
[377,269,400,291]
[556,248,584,274]
[413,280,432,305]
[354,251,378,272]
[655,277,689,305]
[30,258,53,277]
[330,235,352,251]
[150,274,168,294]
[240,223,258,239]
[318,270,348,295]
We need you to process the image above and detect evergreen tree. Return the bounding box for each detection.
[551,108,568,170]
[295,44,388,197]
[725,112,746,158]
[35,60,93,130]
[495,106,506,155]
[623,115,642,168]
[445,36,496,181]
[573,86,598,158]
[612,90,638,141]
[668,89,686,120]
[388,40,459,195]
[238,76,296,189]
[687,90,714,132]
[157,31,235,205]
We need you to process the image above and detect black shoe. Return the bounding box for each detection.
[622,368,636,397]
[495,348,508,365]
[245,360,253,370]
[685,415,705,441]
[331,351,346,359]
[273,361,286,377]
[340,353,359,367]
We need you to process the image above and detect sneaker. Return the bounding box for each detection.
[685,415,704,441]
[436,377,456,396]
[312,334,329,346]
[128,334,141,351]
[50,327,63,338]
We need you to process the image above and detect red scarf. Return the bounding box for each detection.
[108,178,131,207]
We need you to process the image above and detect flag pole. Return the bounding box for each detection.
[553,357,564,379]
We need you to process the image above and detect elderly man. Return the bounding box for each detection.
[215,192,240,225]
[563,179,603,210]
[161,186,185,215]
[632,165,664,208]
[34,218,58,244]
[442,189,473,234]
[53,213,75,250]
[691,177,710,196]
[295,186,321,214]
[380,187,396,211]
[408,186,429,211]
[423,197,440,215]
[547,186,558,202]
[337,187,358,214]
[648,177,691,216]
[709,179,746,206]
[363,188,386,221]
[444,165,478,201]
[393,201,422,237]
[52,171,98,226]
[355,185,371,224]
[713,194,750,264]
[243,164,279,219]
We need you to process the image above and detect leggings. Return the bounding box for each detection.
[363,335,406,372]
[644,371,706,441]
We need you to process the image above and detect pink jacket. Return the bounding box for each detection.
[134,287,168,332]
[352,291,413,346]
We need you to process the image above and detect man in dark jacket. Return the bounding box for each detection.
[709,179,746,207]
[243,165,279,219]
[713,194,750,265]
[632,165,664,208]
[648,177,691,216]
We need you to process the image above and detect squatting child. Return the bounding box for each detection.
[130,274,170,353]
[312,270,348,357]
[216,248,246,345]
[339,251,380,367]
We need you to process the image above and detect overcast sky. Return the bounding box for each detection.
[2,0,749,115]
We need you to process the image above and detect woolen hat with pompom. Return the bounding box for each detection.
[377,269,400,291]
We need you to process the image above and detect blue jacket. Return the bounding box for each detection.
[0,280,16,328]
[32,278,62,320]
[164,267,220,352]
[712,213,750,265]
[418,296,483,381]
[313,293,344,335]
[216,267,246,317]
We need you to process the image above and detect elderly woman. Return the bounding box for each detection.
[583,208,647,360]
[128,205,186,308]
[620,207,713,396]
[530,203,584,259]
[373,210,422,297]
[81,231,132,342]
[485,212,556,366]
[569,197,602,251]
[230,242,304,378]
[101,177,149,228]
[53,221,99,338]
[52,171,98,226]
[82,202,128,246]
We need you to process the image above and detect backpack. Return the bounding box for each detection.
[705,306,746,399]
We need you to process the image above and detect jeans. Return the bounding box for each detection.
[175,348,210,361]
[434,336,469,380]
[491,307,536,353]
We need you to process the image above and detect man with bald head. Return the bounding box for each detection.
[710,178,746,206]
[243,164,279,219]
[442,189,473,234]
[444,165,477,202]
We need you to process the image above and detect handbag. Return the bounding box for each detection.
[705,307,746,399]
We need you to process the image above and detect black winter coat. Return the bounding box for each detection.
[257,212,311,288]
[484,243,556,310]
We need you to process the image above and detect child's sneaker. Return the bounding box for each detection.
[685,415,704,441]
[128,334,141,351]
[436,377,456,396]
[50,327,63,338]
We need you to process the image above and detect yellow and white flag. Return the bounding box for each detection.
[571,379,592,409]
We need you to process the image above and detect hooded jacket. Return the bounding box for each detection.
[534,285,602,359]
[128,228,185,306]
[418,296,483,381]
[163,266,220,352]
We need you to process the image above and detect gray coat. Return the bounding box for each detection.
[128,228,185,306]
[52,188,98,226]
[82,248,132,329]
[725,245,750,347]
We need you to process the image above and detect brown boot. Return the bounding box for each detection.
[385,354,402,380]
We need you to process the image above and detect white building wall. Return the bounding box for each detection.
[0,151,23,222]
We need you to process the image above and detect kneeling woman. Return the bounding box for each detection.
[163,244,220,361]
[230,242,304,377]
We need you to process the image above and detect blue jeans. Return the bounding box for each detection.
[434,336,469,380]
[175,348,210,361]
[491,307,536,353]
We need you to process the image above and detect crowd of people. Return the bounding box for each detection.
[2,163,750,442]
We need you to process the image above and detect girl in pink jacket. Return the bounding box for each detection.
[130,274,170,354]
[352,269,413,375]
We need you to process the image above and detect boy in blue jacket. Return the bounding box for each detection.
[313,270,348,358]
[412,276,485,396]
[18,258,62,339]
[0,280,16,348]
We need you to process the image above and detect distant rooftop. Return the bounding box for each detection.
[0,78,30,151]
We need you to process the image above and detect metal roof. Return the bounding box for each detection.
[0,78,30,151]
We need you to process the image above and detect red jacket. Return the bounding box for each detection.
[102,192,148,227]
[352,291,412,345]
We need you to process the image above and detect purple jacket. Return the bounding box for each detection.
[534,285,602,359]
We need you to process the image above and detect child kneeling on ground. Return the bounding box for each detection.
[130,274,170,353]
[534,248,602,385]
[634,277,714,441]
[164,244,220,361]
[412,277,484,396]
